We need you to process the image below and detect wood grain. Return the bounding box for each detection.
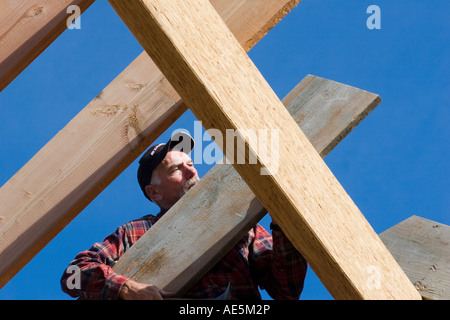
[0,0,301,289]
[0,0,95,92]
[113,75,382,296]
[380,216,450,300]
[109,0,420,299]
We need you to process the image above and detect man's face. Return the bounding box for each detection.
[146,150,199,209]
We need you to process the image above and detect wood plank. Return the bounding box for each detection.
[113,75,382,296]
[0,0,95,92]
[380,216,450,300]
[108,0,421,300]
[0,0,301,289]
[282,75,381,158]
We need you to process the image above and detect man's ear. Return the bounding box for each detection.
[145,185,163,202]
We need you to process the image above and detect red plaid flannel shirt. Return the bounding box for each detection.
[61,210,307,300]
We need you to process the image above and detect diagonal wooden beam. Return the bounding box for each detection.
[380,216,450,300]
[0,0,301,289]
[113,75,382,296]
[0,0,299,93]
[0,0,95,92]
[108,0,421,299]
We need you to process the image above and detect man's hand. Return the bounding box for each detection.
[119,279,174,300]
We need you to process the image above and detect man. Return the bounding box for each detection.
[60,132,307,300]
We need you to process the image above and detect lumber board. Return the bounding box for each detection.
[380,216,450,300]
[109,0,421,300]
[0,0,95,92]
[0,0,301,289]
[113,75,382,296]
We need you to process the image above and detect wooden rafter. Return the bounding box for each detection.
[380,216,450,300]
[0,0,301,289]
[108,0,421,299]
[0,0,95,92]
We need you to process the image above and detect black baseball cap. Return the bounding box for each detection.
[137,131,194,201]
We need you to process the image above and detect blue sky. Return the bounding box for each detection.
[0,0,448,300]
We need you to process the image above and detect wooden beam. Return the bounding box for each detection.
[0,0,301,289]
[113,75,382,296]
[380,216,450,300]
[0,0,95,92]
[109,0,421,300]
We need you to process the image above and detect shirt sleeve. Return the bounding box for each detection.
[250,224,308,300]
[60,225,132,300]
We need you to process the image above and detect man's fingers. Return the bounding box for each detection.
[161,290,175,299]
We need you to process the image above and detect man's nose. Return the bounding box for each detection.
[182,161,197,178]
